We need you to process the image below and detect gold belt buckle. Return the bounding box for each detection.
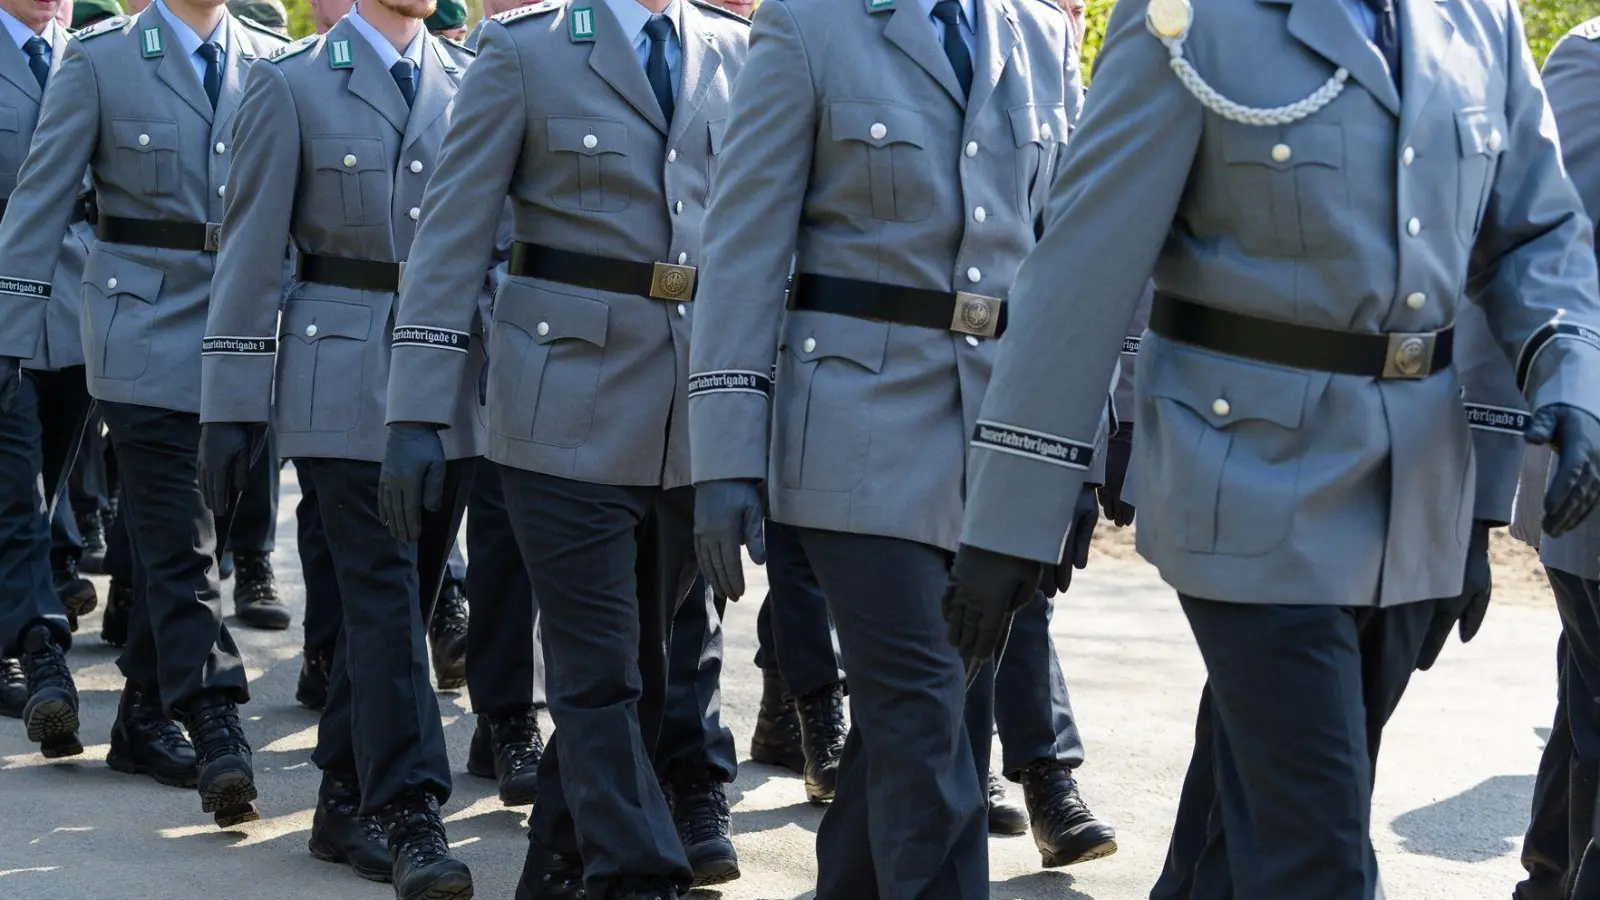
[951,292,1003,338]
[650,262,697,301]
[1382,331,1438,379]
[204,222,222,253]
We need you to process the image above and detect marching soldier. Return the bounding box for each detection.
[687,0,1083,894]
[377,0,750,896]
[0,0,288,827]
[944,1,1600,898]
[199,2,480,893]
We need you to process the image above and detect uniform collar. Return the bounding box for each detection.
[601,0,682,48]
[347,3,426,70]
[0,8,56,53]
[153,0,229,57]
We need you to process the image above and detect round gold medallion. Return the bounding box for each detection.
[1146,0,1192,40]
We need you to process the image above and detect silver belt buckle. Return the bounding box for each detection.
[395,261,408,290]
[951,292,1003,338]
[203,222,222,252]
[649,262,697,301]
[1381,331,1438,379]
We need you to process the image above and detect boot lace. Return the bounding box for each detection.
[382,796,451,868]
[23,631,72,694]
[1024,760,1097,831]
[432,588,469,640]
[494,710,544,772]
[185,699,249,766]
[797,684,847,758]
[234,553,280,604]
[674,777,731,846]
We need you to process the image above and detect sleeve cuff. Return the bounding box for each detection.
[0,292,49,359]
[961,426,1088,564]
[386,342,471,427]
[199,353,275,424]
[688,390,770,484]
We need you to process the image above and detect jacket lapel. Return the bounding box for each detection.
[1397,0,1455,144]
[585,1,670,134]
[147,6,215,123]
[401,36,453,154]
[667,2,722,144]
[1273,0,1399,116]
[210,17,249,142]
[965,0,1016,124]
[878,0,964,110]
[335,18,409,134]
[0,37,39,102]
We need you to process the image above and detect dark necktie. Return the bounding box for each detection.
[1362,0,1401,91]
[643,15,675,123]
[932,0,973,97]
[391,58,417,109]
[197,41,222,109]
[22,37,47,91]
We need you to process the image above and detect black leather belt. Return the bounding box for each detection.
[1150,292,1454,379]
[95,216,221,253]
[789,273,1006,338]
[0,195,94,224]
[297,253,406,293]
[507,242,697,302]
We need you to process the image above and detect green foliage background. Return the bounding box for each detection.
[1080,0,1600,75]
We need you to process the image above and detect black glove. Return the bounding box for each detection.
[1044,485,1099,597]
[1415,520,1492,671]
[943,544,1043,678]
[693,479,767,602]
[1098,424,1135,527]
[378,423,447,544]
[1527,404,1600,537]
[198,422,268,515]
[0,356,20,416]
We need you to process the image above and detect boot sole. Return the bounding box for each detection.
[1040,838,1119,868]
[201,769,260,826]
[107,749,200,789]
[60,584,98,618]
[690,856,741,887]
[398,870,474,900]
[308,837,394,883]
[25,697,82,757]
[235,612,291,631]
[498,784,538,807]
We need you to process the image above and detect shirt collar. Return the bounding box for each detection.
[916,0,975,30]
[0,8,56,54]
[602,0,681,48]
[153,0,229,58]
[347,3,426,70]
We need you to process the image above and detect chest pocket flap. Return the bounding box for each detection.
[0,106,19,134]
[497,283,610,348]
[311,137,389,173]
[708,118,728,155]
[547,117,629,157]
[112,118,179,153]
[1221,124,1342,171]
[1456,107,1506,158]
[84,251,163,303]
[1009,104,1044,147]
[281,299,373,344]
[830,101,926,149]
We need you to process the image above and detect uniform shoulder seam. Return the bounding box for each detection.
[270,33,319,62]
[73,13,127,41]
[689,0,749,25]
[492,0,564,26]
[236,14,292,43]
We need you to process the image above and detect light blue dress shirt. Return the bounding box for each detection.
[347,3,426,89]
[153,0,228,82]
[0,8,55,66]
[917,0,975,58]
[603,0,681,98]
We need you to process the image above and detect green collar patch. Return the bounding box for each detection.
[329,37,353,68]
[140,25,162,57]
[569,5,595,41]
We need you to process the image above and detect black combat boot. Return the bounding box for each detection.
[748,668,804,774]
[671,769,738,887]
[1019,760,1118,867]
[101,578,132,648]
[380,792,474,900]
[181,693,259,827]
[530,852,586,900]
[472,709,542,806]
[428,584,468,691]
[107,681,198,787]
[618,886,677,900]
[54,557,98,626]
[987,770,1029,835]
[0,656,24,718]
[309,773,392,883]
[795,680,846,804]
[296,644,334,711]
[232,551,290,630]
[77,509,107,574]
[20,625,81,758]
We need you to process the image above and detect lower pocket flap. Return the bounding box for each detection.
[783,308,889,373]
[281,299,373,343]
[1146,339,1309,429]
[84,250,163,303]
[496,280,609,348]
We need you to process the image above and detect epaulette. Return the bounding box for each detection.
[1573,17,1600,41]
[235,14,292,43]
[688,0,749,24]
[270,34,318,63]
[492,0,563,27]
[73,14,126,41]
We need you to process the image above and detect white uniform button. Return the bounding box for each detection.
[343,154,356,167]
[218,185,226,197]
[965,141,978,158]
[1488,130,1503,152]
[965,335,979,347]
[214,142,226,154]
[138,133,150,146]
[582,134,598,149]
[536,322,549,337]
[966,267,981,283]
[1405,292,1426,310]
[675,201,684,215]
[870,122,887,140]
[305,324,318,337]
[409,207,420,220]
[676,303,687,317]
[667,149,677,163]
[802,337,816,353]
[677,252,688,264]
[1211,398,1230,417]
[1402,146,1415,166]
[973,206,986,223]
[1407,217,1421,236]
[1271,143,1292,163]
[105,277,117,290]
[1040,123,1053,141]
[409,160,423,174]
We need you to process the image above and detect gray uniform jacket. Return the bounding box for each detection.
[0,26,91,372]
[687,0,1081,552]
[385,0,750,488]
[1513,20,1600,577]
[0,8,287,413]
[201,21,483,463]
[960,0,1600,608]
